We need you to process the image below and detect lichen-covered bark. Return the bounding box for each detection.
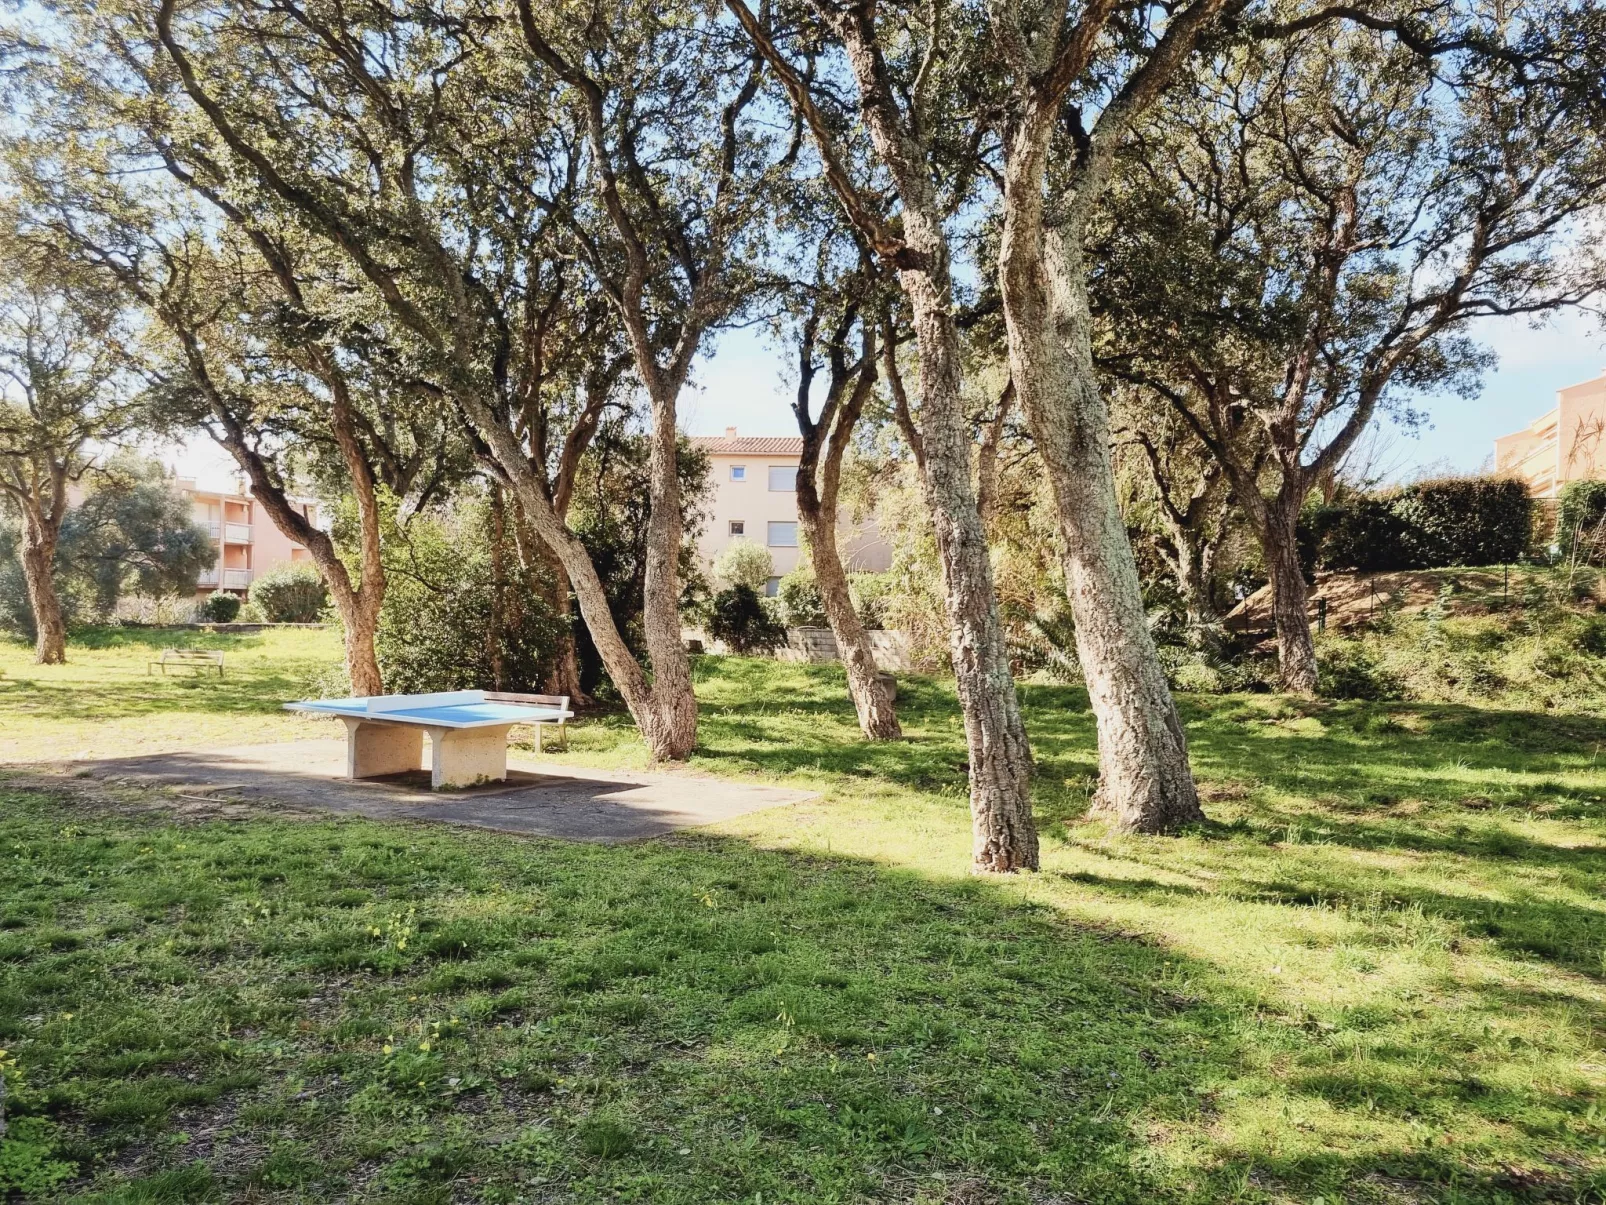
[638,384,698,758]
[1260,500,1319,694]
[20,519,66,665]
[904,273,1039,871]
[724,0,1036,867]
[998,108,1201,834]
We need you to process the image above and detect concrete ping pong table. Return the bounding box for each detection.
[286,690,574,790]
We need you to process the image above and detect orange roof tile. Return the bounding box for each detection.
[690,435,804,455]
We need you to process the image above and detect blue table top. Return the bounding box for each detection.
[286,698,570,729]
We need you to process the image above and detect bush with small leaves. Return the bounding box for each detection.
[712,539,773,592]
[1312,476,1533,572]
[374,500,563,693]
[1557,479,1606,563]
[777,565,826,627]
[708,585,787,653]
[199,590,241,623]
[249,563,328,623]
[1316,637,1402,700]
[847,572,895,629]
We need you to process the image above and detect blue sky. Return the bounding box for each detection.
[164,308,1605,491]
[680,309,1606,481]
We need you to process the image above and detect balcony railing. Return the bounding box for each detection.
[196,567,220,587]
[204,521,221,536]
[223,522,252,544]
[222,568,252,590]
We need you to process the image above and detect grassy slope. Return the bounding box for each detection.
[0,632,1603,1203]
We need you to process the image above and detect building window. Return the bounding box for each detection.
[764,576,781,597]
[728,520,745,537]
[767,521,797,547]
[730,465,746,481]
[768,465,797,491]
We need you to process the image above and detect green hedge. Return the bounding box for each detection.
[1310,476,1532,571]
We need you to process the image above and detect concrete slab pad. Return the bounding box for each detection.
[70,740,815,843]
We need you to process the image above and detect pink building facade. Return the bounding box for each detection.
[1494,371,1606,498]
[179,478,319,598]
[690,430,892,595]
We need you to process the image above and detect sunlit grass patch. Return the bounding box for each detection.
[0,626,347,762]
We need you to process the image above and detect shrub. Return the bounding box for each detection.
[1392,476,1532,567]
[1308,497,1408,572]
[708,585,787,653]
[1556,479,1606,563]
[847,571,895,629]
[1315,638,1402,700]
[249,563,328,623]
[777,565,826,627]
[1159,644,1274,694]
[198,590,241,623]
[712,539,773,592]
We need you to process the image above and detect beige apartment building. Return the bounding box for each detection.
[690,429,891,594]
[178,478,319,597]
[1494,370,1606,498]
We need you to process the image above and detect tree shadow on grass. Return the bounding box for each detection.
[1061,793,1606,980]
[1241,857,1604,978]
[0,792,1238,1202]
[687,662,1104,801]
[7,790,1598,1202]
[1183,697,1606,801]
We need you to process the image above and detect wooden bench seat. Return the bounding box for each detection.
[148,648,225,677]
[485,691,570,750]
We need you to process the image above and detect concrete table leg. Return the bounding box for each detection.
[425,725,513,790]
[341,718,424,779]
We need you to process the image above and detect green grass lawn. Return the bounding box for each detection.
[1,631,1603,1203]
[0,627,347,762]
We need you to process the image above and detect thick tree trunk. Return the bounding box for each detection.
[796,499,900,739]
[727,0,1033,864]
[338,597,384,697]
[902,276,1039,872]
[20,518,66,665]
[638,386,698,759]
[998,120,1201,835]
[1260,501,1318,694]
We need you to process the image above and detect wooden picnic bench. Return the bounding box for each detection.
[148,648,225,677]
[485,691,570,750]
